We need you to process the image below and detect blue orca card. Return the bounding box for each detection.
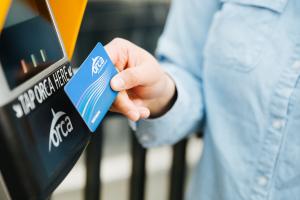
[64,43,118,132]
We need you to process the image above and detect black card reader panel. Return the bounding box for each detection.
[0,63,91,199]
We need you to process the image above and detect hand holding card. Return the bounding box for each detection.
[106,38,176,119]
[64,43,118,132]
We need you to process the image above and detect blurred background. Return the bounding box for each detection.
[52,0,203,199]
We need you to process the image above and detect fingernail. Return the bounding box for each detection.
[112,76,125,90]
[127,110,140,121]
[139,108,150,119]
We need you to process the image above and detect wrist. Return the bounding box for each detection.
[149,73,177,118]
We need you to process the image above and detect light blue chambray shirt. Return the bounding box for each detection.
[133,0,300,199]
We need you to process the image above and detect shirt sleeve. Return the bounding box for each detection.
[133,0,221,147]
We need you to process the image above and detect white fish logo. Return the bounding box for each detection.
[92,56,107,76]
[48,108,74,152]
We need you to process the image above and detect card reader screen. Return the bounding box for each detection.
[0,0,64,89]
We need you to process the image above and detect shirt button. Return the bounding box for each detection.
[292,60,300,70]
[257,176,268,187]
[272,119,285,130]
[140,134,151,142]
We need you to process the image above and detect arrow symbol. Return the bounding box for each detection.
[12,104,23,118]
[68,66,73,77]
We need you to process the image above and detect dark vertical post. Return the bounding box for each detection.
[169,139,188,200]
[85,125,103,200]
[129,131,147,200]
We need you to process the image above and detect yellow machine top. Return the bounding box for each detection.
[0,0,87,59]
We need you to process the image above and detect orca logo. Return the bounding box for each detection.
[48,108,74,152]
[92,56,106,76]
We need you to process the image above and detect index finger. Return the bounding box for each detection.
[104,38,134,71]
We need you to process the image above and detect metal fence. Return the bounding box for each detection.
[84,120,192,200]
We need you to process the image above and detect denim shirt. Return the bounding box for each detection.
[134,0,300,199]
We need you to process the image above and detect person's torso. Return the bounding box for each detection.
[190,0,300,199]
